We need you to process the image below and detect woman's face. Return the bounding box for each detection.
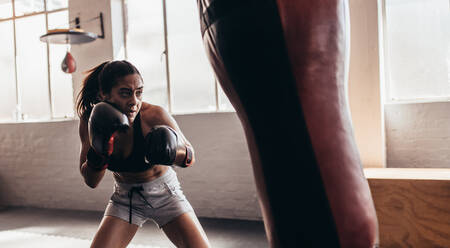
[102,73,143,123]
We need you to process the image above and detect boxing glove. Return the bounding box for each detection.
[144,125,193,167]
[88,101,130,157]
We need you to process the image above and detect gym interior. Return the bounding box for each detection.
[0,0,448,247]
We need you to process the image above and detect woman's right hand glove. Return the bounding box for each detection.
[87,101,130,170]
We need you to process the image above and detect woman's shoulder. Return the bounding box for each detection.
[140,102,166,116]
[139,102,169,125]
[139,102,181,138]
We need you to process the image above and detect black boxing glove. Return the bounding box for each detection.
[144,125,193,167]
[88,101,130,157]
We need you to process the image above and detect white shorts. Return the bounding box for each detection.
[104,167,194,228]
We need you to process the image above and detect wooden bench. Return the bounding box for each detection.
[364,168,450,248]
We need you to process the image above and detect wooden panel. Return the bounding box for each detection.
[366,174,450,248]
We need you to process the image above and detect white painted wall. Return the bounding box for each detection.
[385,102,450,169]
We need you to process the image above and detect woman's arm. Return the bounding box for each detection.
[79,119,106,188]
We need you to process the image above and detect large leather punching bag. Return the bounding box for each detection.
[197,0,379,247]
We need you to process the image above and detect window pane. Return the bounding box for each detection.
[15,14,50,120]
[385,0,450,100]
[45,0,67,11]
[0,20,16,121]
[167,0,216,113]
[126,0,168,109]
[14,0,44,16]
[48,10,73,118]
[0,0,12,19]
[47,8,67,29]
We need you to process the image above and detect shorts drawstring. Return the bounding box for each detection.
[128,186,143,224]
[127,186,153,224]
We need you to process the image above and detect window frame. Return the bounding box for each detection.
[123,0,233,115]
[0,0,70,122]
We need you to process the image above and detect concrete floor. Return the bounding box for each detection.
[0,206,268,248]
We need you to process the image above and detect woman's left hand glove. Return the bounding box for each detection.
[144,125,192,167]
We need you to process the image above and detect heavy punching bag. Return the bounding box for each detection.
[197,0,379,247]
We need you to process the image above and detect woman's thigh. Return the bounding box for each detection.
[91,215,139,248]
[162,212,210,248]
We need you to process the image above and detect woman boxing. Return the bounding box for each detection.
[76,60,210,248]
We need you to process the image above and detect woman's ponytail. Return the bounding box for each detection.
[76,61,109,121]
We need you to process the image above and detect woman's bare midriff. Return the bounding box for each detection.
[112,165,169,184]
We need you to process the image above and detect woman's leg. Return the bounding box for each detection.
[162,211,210,248]
[91,215,139,248]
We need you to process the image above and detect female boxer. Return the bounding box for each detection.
[76,60,210,248]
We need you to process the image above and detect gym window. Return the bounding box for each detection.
[0,0,74,122]
[383,0,450,103]
[124,0,234,114]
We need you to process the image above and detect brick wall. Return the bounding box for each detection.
[0,112,262,221]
